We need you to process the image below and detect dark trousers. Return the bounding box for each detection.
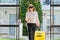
[27,23,36,40]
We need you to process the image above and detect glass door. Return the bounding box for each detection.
[0,7,18,40]
[50,0,60,40]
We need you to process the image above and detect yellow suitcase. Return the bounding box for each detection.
[34,31,45,40]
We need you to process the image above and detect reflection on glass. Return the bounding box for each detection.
[0,0,16,3]
[51,7,60,40]
[0,0,1,2]
[54,27,60,40]
[0,0,19,5]
[54,7,60,25]
[0,7,16,25]
[43,0,50,5]
[0,27,16,40]
[51,0,60,5]
[43,0,60,5]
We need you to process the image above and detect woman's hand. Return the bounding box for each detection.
[36,18,40,27]
[36,23,40,27]
[25,19,29,22]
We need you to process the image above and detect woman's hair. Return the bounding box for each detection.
[27,4,36,12]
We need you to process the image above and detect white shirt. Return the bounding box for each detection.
[25,11,38,23]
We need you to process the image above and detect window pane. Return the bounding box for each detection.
[0,27,16,40]
[43,0,50,5]
[54,7,60,25]
[0,7,19,40]
[0,0,18,5]
[51,0,60,5]
[0,0,1,2]
[0,7,16,25]
[43,0,60,5]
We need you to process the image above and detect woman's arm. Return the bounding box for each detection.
[36,12,40,27]
[25,12,28,22]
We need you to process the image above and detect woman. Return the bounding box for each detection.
[25,4,40,40]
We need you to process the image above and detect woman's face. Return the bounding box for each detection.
[29,7,34,12]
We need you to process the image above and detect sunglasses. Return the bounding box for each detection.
[29,6,33,8]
